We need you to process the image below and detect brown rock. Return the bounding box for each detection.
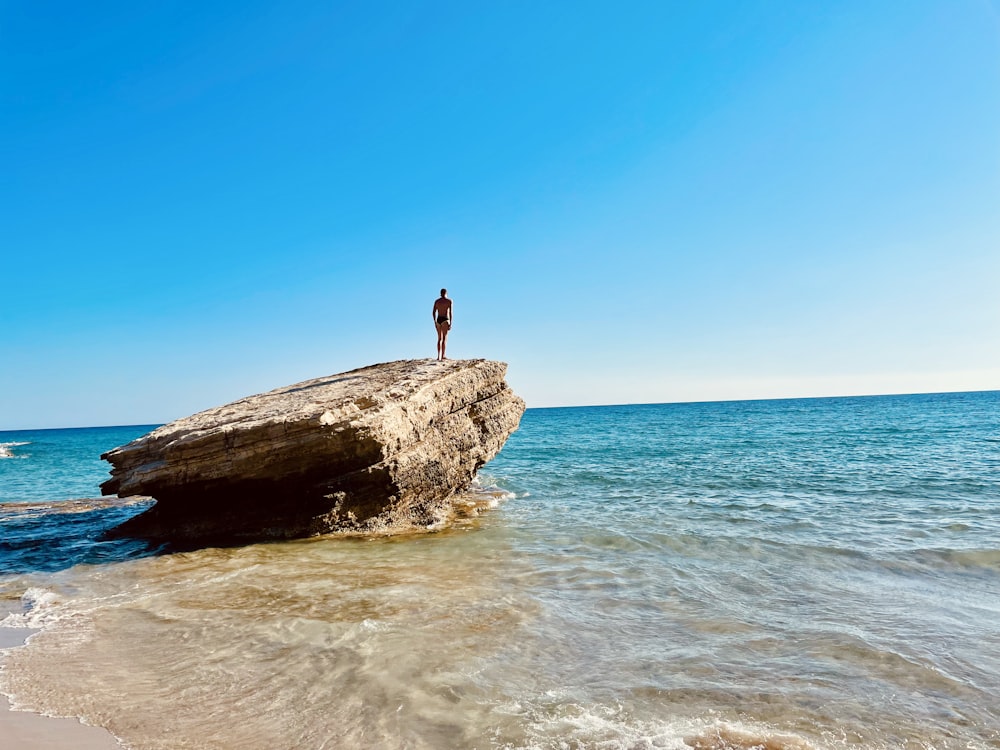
[101,359,524,544]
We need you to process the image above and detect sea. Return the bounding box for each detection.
[1,391,998,750]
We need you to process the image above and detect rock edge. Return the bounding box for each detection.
[101,359,525,544]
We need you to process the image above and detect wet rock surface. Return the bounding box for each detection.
[101,359,524,544]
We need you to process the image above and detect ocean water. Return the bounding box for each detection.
[1,392,998,749]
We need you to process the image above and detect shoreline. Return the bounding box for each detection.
[0,625,121,750]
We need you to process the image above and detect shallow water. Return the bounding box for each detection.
[1,393,999,748]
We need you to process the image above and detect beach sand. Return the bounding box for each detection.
[0,627,121,749]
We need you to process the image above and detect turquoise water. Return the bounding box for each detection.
[0,425,155,504]
[1,392,999,748]
[0,425,157,573]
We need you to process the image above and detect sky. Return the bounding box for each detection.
[3,1,999,429]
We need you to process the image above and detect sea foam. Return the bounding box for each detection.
[0,441,29,458]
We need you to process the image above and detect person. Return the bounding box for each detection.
[432,288,453,361]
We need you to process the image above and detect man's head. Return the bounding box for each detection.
[440,288,447,297]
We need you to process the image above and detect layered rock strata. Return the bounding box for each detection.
[101,359,524,544]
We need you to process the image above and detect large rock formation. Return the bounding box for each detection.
[101,359,524,544]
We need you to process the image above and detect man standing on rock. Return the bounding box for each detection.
[433,288,453,361]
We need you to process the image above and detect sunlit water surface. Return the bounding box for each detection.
[1,393,999,749]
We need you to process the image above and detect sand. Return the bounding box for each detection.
[0,626,121,749]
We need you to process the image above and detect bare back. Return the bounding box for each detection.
[433,297,452,323]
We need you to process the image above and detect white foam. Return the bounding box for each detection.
[0,613,23,629]
[2,588,66,629]
[470,473,518,502]
[0,441,29,458]
[315,475,518,538]
[500,705,824,750]
[0,586,116,637]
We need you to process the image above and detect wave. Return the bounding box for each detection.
[0,441,30,458]
[504,703,822,750]
[321,477,517,537]
[1,586,67,629]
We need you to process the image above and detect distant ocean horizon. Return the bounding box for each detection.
[2,390,999,748]
[5,386,999,433]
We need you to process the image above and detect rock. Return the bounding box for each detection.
[101,359,525,544]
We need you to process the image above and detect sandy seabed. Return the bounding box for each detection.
[0,625,121,749]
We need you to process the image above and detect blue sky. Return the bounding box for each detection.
[3,1,999,429]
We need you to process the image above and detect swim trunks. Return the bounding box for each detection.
[437,316,450,325]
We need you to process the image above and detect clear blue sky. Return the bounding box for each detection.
[3,1,999,429]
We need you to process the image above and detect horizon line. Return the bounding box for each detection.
[1,388,997,433]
